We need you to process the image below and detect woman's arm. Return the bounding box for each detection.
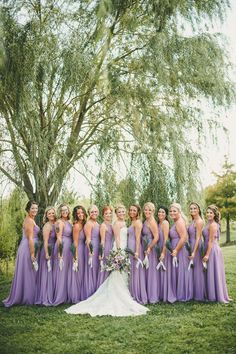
[55,220,64,258]
[203,222,217,262]
[99,223,107,259]
[160,220,169,260]
[134,220,142,257]
[43,223,51,259]
[24,218,36,261]
[146,219,159,254]
[84,221,93,254]
[113,222,121,249]
[172,219,187,255]
[73,223,81,260]
[191,219,204,259]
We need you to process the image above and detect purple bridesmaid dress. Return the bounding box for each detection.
[169,224,193,301]
[188,222,205,301]
[142,221,159,303]
[97,224,113,288]
[128,225,148,304]
[52,221,73,305]
[84,223,100,298]
[3,225,40,307]
[70,228,86,303]
[158,224,176,303]
[203,223,230,303]
[35,224,56,306]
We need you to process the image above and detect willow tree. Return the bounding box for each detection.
[0,0,234,210]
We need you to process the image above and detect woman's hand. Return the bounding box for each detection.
[160,252,165,261]
[203,255,209,262]
[31,254,36,262]
[145,247,151,255]
[171,249,178,257]
[189,252,195,260]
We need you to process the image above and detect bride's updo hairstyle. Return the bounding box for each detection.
[170,202,188,224]
[207,204,221,224]
[115,204,126,215]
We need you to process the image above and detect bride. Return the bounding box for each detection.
[65,205,149,317]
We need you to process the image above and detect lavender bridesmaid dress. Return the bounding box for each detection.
[70,228,86,303]
[3,225,40,307]
[169,224,193,301]
[142,221,159,303]
[84,223,100,298]
[35,225,56,306]
[203,223,230,303]
[52,221,73,305]
[97,224,113,288]
[188,222,205,301]
[158,224,176,303]
[128,225,148,304]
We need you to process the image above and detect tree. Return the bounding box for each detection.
[205,159,236,243]
[0,0,234,211]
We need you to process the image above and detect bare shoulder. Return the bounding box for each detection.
[73,222,80,231]
[100,222,107,232]
[209,221,217,232]
[43,222,51,232]
[196,218,204,228]
[162,220,169,230]
[134,219,142,228]
[24,217,35,229]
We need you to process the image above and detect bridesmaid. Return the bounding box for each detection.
[52,204,73,306]
[3,201,40,307]
[188,202,205,301]
[128,204,148,304]
[97,206,114,288]
[169,203,193,301]
[70,205,87,303]
[84,205,100,298]
[35,206,57,306]
[202,205,230,303]
[142,202,159,304]
[157,206,176,303]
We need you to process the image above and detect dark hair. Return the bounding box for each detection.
[157,205,169,224]
[189,202,202,218]
[73,205,87,225]
[25,200,38,213]
[129,204,141,219]
[207,204,220,224]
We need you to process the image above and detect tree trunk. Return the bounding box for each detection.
[226,213,230,243]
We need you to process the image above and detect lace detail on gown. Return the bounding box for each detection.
[65,227,149,316]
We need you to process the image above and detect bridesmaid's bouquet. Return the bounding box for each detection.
[185,242,194,270]
[155,245,166,271]
[99,244,104,270]
[142,236,150,269]
[58,241,64,271]
[88,242,93,268]
[32,242,39,271]
[124,248,143,269]
[103,249,130,274]
[70,243,78,272]
[166,240,178,267]
[200,243,207,271]
[47,244,53,272]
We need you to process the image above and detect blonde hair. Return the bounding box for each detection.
[143,202,155,213]
[57,204,71,220]
[170,203,188,224]
[43,206,57,224]
[87,204,99,215]
[115,204,126,214]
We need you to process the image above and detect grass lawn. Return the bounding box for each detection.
[0,245,236,354]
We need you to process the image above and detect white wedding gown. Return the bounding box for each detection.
[65,227,149,317]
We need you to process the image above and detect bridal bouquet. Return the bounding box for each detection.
[166,240,178,267]
[58,241,64,271]
[155,245,166,271]
[70,243,78,272]
[200,243,207,271]
[185,241,194,270]
[47,244,53,272]
[102,249,130,274]
[142,235,150,269]
[124,248,143,269]
[32,242,40,271]
[88,242,93,268]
